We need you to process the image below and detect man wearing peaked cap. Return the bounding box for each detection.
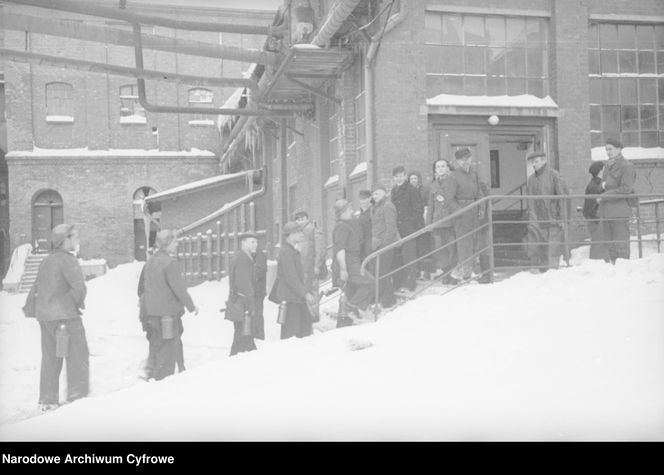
[454,147,472,160]
[23,224,89,411]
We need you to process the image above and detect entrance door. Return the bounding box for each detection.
[439,132,490,185]
[32,190,64,251]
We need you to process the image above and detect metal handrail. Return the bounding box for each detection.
[359,192,664,318]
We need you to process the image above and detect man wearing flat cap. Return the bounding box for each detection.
[525,151,571,271]
[275,221,317,339]
[599,138,636,263]
[225,232,260,356]
[356,189,373,262]
[452,147,491,281]
[23,224,88,411]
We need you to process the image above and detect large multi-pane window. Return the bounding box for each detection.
[425,12,549,98]
[588,23,664,148]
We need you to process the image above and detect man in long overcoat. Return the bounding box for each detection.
[452,147,490,281]
[226,232,260,356]
[252,246,268,340]
[276,222,317,339]
[598,138,636,263]
[525,152,571,271]
[390,165,424,291]
[356,189,373,263]
[294,209,326,317]
[23,224,88,411]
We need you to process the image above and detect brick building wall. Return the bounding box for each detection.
[3,2,274,267]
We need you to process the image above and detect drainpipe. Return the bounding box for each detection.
[364,3,406,187]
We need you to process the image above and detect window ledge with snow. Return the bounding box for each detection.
[45,115,74,124]
[120,115,147,125]
[591,147,664,162]
[188,119,215,126]
[324,174,340,188]
[349,161,368,179]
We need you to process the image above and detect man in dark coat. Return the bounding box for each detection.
[138,229,198,381]
[583,161,608,261]
[598,138,636,263]
[371,184,399,308]
[452,147,490,282]
[390,165,423,291]
[356,189,373,262]
[276,221,317,339]
[408,171,433,280]
[332,198,374,327]
[525,152,571,271]
[23,224,88,411]
[226,232,259,356]
[427,159,460,284]
[294,209,326,319]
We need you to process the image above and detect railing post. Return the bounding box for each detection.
[487,199,495,283]
[184,237,191,281]
[655,202,661,253]
[206,229,213,281]
[561,196,570,267]
[197,232,203,280]
[635,200,643,259]
[224,214,231,276]
[216,220,222,280]
[240,203,247,232]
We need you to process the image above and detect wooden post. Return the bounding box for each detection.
[197,233,203,280]
[206,229,213,281]
[224,213,231,277]
[487,199,495,283]
[216,220,222,280]
[280,118,288,244]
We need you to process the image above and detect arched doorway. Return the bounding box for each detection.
[32,189,63,252]
[133,186,158,261]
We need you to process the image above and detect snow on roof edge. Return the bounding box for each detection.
[426,94,559,109]
[591,146,664,161]
[145,171,250,202]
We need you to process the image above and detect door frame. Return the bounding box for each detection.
[31,189,64,251]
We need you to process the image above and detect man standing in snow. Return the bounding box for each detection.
[583,161,608,261]
[371,184,399,308]
[598,138,636,263]
[452,147,491,282]
[294,209,326,319]
[252,245,268,341]
[356,189,373,263]
[332,198,373,327]
[138,229,198,381]
[23,224,88,411]
[226,232,260,356]
[525,152,571,271]
[276,222,317,339]
[390,165,423,291]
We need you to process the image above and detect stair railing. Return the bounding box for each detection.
[360,192,664,319]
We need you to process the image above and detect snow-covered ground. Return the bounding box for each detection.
[1,251,663,441]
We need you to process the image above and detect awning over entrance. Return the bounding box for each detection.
[259,45,354,104]
[426,94,560,118]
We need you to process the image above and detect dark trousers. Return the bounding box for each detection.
[280,302,313,339]
[602,218,630,263]
[527,224,564,270]
[397,238,418,290]
[253,298,265,340]
[432,227,458,273]
[230,321,257,356]
[587,220,608,261]
[146,316,184,381]
[345,279,373,311]
[39,318,89,405]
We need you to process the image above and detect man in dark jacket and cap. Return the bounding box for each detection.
[525,152,571,271]
[390,165,423,291]
[276,221,317,339]
[137,229,198,381]
[598,138,636,263]
[23,224,88,411]
[356,189,373,262]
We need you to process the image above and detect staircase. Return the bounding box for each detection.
[492,209,530,268]
[17,251,48,293]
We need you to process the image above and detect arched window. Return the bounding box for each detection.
[188,88,214,125]
[32,189,64,251]
[45,82,73,121]
[120,85,146,124]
